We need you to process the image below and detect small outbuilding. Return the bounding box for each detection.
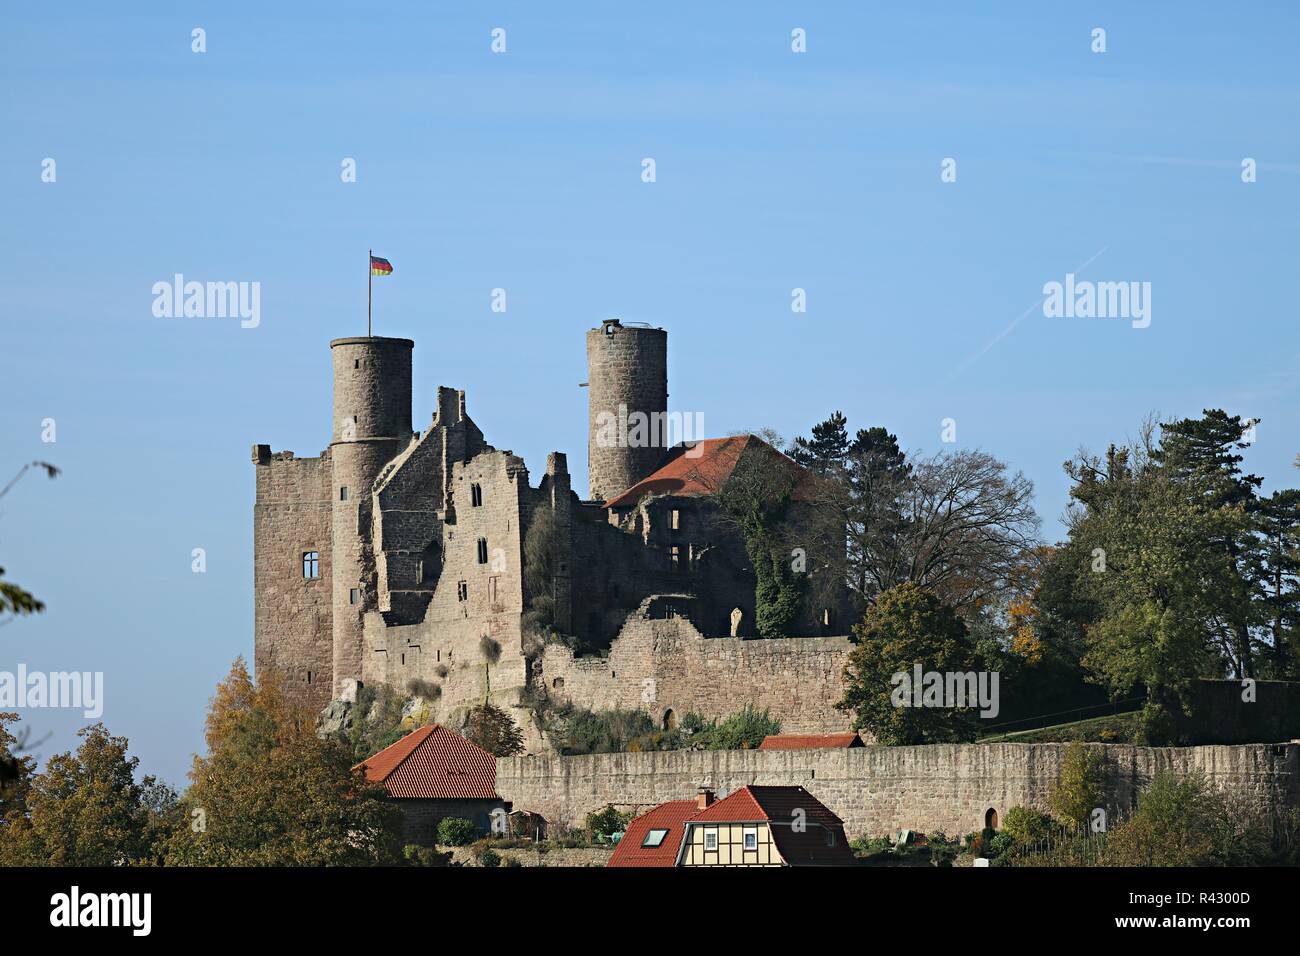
[355,724,507,846]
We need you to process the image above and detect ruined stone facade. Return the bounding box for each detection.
[496,742,1300,839]
[253,321,849,749]
[539,598,855,735]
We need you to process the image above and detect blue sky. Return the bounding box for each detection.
[2,2,1298,785]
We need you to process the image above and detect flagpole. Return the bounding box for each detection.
[367,248,372,337]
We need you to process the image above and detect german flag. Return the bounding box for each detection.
[369,255,393,277]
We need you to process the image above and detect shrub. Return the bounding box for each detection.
[462,703,526,756]
[406,678,440,699]
[697,704,781,751]
[929,843,958,867]
[403,844,453,867]
[1001,806,1056,847]
[987,833,1014,860]
[436,817,478,847]
[1049,742,1106,829]
[478,848,502,868]
[850,835,892,858]
[344,683,434,762]
[585,804,633,840]
[1103,770,1267,866]
[550,706,656,756]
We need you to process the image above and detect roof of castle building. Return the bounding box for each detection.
[759,732,863,750]
[354,724,499,800]
[606,800,699,868]
[603,434,808,509]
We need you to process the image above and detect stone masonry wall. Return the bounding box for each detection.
[363,450,539,746]
[539,605,855,735]
[252,449,334,712]
[497,742,1300,839]
[585,322,668,502]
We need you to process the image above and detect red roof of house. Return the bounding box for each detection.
[606,800,699,868]
[689,786,857,866]
[607,786,856,867]
[604,435,807,509]
[759,733,862,750]
[354,724,499,800]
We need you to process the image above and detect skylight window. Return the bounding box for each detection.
[641,828,669,848]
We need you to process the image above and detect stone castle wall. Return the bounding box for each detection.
[497,742,1300,838]
[252,449,334,712]
[539,604,855,735]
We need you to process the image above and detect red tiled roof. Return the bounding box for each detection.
[689,786,856,866]
[604,435,807,509]
[692,785,843,827]
[759,733,862,750]
[606,800,699,868]
[354,725,499,800]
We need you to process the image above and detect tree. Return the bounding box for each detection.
[0,723,178,866]
[1153,410,1263,675]
[462,702,526,756]
[0,461,60,623]
[836,582,985,744]
[163,658,400,866]
[1076,474,1249,709]
[1253,489,1300,678]
[1050,415,1273,708]
[707,442,807,636]
[1048,742,1106,831]
[794,414,1039,614]
[0,712,36,821]
[790,411,850,474]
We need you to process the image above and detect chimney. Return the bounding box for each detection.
[696,787,715,811]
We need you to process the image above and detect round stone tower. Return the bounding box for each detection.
[329,336,413,698]
[586,319,668,501]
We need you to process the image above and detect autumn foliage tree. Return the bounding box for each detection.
[163,658,400,866]
[0,722,177,866]
[836,583,985,744]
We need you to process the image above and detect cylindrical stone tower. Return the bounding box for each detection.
[329,336,413,698]
[586,319,668,501]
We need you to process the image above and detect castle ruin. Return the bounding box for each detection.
[252,320,852,750]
